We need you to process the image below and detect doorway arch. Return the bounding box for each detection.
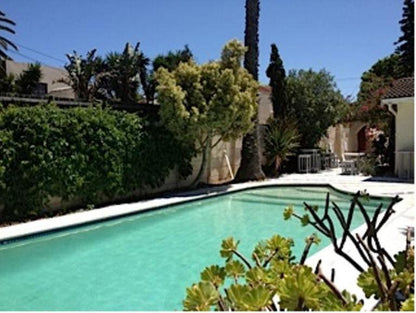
[357,126,367,152]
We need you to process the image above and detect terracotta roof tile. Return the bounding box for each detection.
[259,85,271,93]
[382,77,414,99]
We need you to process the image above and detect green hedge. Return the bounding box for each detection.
[0,104,193,222]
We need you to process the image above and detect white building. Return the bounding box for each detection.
[381,77,414,180]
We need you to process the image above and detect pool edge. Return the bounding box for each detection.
[0,181,395,245]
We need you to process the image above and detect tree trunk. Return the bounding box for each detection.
[234,124,265,182]
[234,0,265,182]
[190,136,212,187]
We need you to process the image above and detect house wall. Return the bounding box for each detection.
[323,121,367,160]
[383,97,414,179]
[395,99,414,151]
[5,60,74,98]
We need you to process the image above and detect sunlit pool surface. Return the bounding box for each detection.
[0,186,391,310]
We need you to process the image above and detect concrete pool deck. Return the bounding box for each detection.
[0,168,414,310]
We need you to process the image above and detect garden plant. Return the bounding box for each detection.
[183,192,414,311]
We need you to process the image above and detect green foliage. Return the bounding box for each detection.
[353,54,401,125]
[183,282,219,311]
[61,49,103,100]
[183,234,360,311]
[277,265,326,311]
[0,71,14,92]
[400,294,414,311]
[395,0,414,77]
[225,260,246,281]
[357,156,377,176]
[220,237,240,260]
[200,265,226,287]
[263,117,300,176]
[286,69,347,148]
[156,40,258,184]
[0,10,18,62]
[288,192,414,311]
[283,205,294,220]
[0,104,193,221]
[266,43,288,118]
[14,62,42,95]
[147,45,194,103]
[101,42,149,103]
[153,45,193,73]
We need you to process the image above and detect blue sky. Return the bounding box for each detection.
[2,0,403,98]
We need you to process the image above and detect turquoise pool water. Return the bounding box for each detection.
[0,186,391,310]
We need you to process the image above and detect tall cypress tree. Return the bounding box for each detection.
[234,0,265,182]
[395,0,414,77]
[266,44,288,118]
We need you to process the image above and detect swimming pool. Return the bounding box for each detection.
[0,185,391,310]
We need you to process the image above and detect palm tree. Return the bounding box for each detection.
[234,0,265,182]
[61,49,103,100]
[103,42,149,104]
[0,10,18,71]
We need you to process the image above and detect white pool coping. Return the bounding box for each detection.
[0,168,414,310]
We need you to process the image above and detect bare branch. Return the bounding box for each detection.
[316,261,348,305]
[232,250,252,270]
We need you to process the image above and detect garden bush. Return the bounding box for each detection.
[0,104,193,222]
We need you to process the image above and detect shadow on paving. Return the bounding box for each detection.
[159,184,233,199]
[363,176,414,184]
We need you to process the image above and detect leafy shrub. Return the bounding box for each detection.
[183,234,363,311]
[0,104,193,221]
[184,192,414,311]
[357,156,377,176]
[263,117,300,176]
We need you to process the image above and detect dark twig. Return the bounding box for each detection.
[315,260,347,305]
[232,250,252,270]
[356,200,395,266]
[218,294,227,311]
[374,196,401,233]
[331,200,371,266]
[292,211,329,236]
[377,255,392,290]
[263,247,279,268]
[299,238,314,265]
[252,252,262,268]
[304,202,331,236]
[356,234,387,301]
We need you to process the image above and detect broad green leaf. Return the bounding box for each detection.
[225,284,250,310]
[246,267,269,287]
[242,285,274,311]
[305,233,321,245]
[220,237,239,260]
[400,294,414,311]
[394,250,407,274]
[183,282,219,311]
[357,267,386,299]
[277,265,324,311]
[200,265,226,287]
[301,214,310,226]
[266,234,293,260]
[225,260,246,280]
[283,206,294,220]
[252,240,268,264]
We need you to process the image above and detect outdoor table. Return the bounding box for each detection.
[344,152,366,160]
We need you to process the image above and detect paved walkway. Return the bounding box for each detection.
[0,168,414,310]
